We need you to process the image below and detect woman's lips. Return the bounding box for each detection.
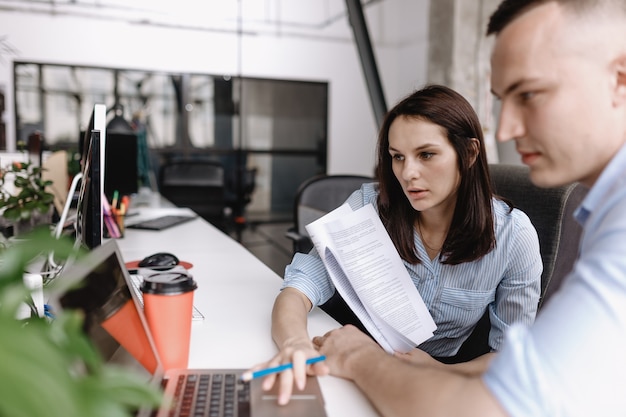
[407,188,428,199]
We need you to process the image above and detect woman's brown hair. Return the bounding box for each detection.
[375,84,503,265]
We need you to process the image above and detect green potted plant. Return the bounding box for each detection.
[0,228,162,417]
[0,160,56,235]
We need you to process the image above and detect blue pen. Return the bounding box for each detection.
[240,355,326,382]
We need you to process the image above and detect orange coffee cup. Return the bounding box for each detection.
[101,297,158,374]
[62,276,159,373]
[141,271,197,371]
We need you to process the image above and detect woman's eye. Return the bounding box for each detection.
[420,152,434,160]
[391,154,404,161]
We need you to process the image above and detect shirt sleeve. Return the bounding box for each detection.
[488,207,542,351]
[483,195,626,416]
[281,182,377,307]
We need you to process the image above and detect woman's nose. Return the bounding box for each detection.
[402,159,420,181]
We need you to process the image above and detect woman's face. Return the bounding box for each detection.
[388,116,461,216]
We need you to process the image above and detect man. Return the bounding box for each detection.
[312,1,626,416]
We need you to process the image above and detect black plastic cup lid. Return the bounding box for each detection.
[140,273,197,295]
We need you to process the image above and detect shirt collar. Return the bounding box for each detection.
[575,142,626,225]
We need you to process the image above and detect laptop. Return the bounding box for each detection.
[53,240,328,417]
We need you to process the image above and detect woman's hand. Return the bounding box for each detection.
[245,337,329,405]
[312,325,385,380]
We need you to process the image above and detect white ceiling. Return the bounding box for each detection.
[0,0,385,39]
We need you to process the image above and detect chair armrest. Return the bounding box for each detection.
[285,228,314,254]
[285,228,304,241]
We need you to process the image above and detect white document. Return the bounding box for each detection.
[306,203,436,353]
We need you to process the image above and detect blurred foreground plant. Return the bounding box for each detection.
[0,228,162,417]
[0,161,55,222]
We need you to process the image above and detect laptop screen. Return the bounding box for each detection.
[53,240,164,382]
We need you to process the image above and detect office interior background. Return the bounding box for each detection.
[0,0,520,272]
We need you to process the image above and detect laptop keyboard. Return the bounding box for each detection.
[169,372,251,417]
[129,274,204,321]
[127,215,196,231]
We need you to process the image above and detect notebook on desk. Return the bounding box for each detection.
[54,240,328,417]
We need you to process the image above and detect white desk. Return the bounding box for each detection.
[116,207,380,417]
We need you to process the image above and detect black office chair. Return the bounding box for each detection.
[285,174,374,254]
[224,165,258,239]
[158,159,227,230]
[285,174,374,333]
[449,163,588,363]
[226,166,258,216]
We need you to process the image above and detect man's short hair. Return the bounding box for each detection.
[487,0,626,35]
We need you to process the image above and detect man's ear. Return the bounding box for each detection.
[468,138,480,167]
[611,54,626,106]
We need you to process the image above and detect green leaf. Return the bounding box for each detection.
[13,176,28,187]
[3,206,20,220]
[77,367,162,417]
[20,207,33,220]
[0,315,82,417]
[0,230,162,417]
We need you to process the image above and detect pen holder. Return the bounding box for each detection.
[114,212,125,237]
[104,212,125,239]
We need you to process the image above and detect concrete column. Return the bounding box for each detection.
[427,0,510,163]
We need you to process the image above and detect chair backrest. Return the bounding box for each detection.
[292,174,374,253]
[489,163,587,306]
[224,166,258,218]
[158,159,226,226]
[287,174,374,332]
[451,164,588,363]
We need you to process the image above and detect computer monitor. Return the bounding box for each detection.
[104,132,138,200]
[73,104,106,250]
[81,111,137,201]
[75,129,102,250]
[79,104,106,185]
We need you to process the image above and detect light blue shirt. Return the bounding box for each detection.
[483,143,626,416]
[283,183,542,357]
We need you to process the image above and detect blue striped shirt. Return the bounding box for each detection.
[282,182,542,357]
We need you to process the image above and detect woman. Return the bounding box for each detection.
[258,85,541,404]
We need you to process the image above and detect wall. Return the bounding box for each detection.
[427,0,521,164]
[0,0,432,177]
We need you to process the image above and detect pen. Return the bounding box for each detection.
[240,355,326,382]
[121,195,130,213]
[112,190,119,209]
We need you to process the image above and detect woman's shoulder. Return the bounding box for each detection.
[346,182,379,209]
[491,198,541,260]
[492,197,536,233]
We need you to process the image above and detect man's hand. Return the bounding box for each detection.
[312,324,386,380]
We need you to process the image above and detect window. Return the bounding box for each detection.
[14,62,328,220]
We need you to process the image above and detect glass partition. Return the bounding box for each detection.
[13,61,328,221]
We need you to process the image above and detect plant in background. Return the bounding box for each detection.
[0,228,163,417]
[0,160,55,222]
